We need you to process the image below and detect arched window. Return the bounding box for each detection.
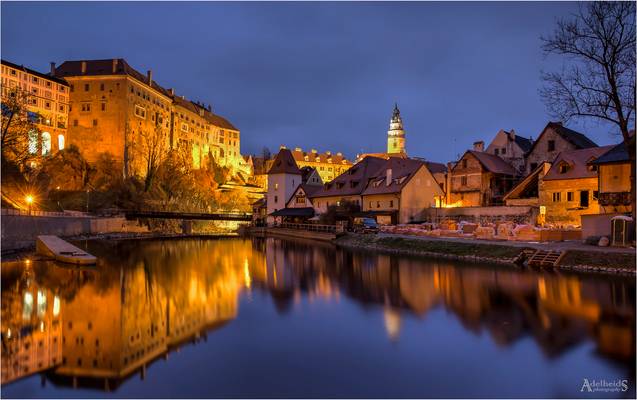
[28,130,38,154]
[58,134,65,151]
[41,132,51,156]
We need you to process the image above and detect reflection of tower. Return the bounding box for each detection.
[383,307,402,342]
[387,103,406,155]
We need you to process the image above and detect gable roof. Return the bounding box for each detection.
[544,145,614,181]
[55,58,173,98]
[362,157,431,196]
[590,142,630,165]
[514,135,533,153]
[267,148,302,175]
[310,156,387,198]
[527,122,598,156]
[290,148,352,166]
[462,151,517,175]
[424,161,447,174]
[503,162,550,201]
[2,59,69,86]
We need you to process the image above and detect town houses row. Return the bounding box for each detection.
[1,58,251,178]
[259,106,633,228]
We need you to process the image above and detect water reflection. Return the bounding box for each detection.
[1,237,634,396]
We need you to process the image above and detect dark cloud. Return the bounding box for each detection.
[1,1,620,162]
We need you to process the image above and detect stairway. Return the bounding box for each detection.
[527,250,565,267]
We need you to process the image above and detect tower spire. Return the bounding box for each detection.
[387,103,406,155]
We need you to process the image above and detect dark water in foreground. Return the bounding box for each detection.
[1,237,635,398]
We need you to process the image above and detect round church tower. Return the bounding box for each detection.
[387,103,406,155]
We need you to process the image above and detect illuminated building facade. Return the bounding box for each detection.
[53,58,247,177]
[1,59,70,157]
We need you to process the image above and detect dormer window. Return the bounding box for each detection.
[558,163,570,174]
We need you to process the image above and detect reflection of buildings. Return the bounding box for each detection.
[248,239,635,362]
[1,263,64,385]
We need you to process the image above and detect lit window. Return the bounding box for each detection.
[58,134,65,150]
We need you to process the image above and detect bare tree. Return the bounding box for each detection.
[139,124,168,191]
[1,87,40,167]
[540,2,636,217]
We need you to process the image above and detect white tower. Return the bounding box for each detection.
[387,103,406,155]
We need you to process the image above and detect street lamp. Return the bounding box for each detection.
[25,195,34,215]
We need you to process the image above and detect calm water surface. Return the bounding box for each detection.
[1,237,635,398]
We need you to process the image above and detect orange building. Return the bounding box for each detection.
[1,59,70,157]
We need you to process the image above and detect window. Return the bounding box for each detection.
[376,201,380,208]
[41,132,51,156]
[84,83,89,92]
[101,102,106,111]
[81,103,91,112]
[495,148,499,155]
[462,159,467,168]
[559,163,570,174]
[548,140,555,152]
[369,201,372,208]
[580,190,589,208]
[389,200,394,208]
[100,83,104,91]
[501,147,506,155]
[567,191,574,201]
[73,119,78,127]
[58,134,65,150]
[70,84,74,92]
[274,195,278,203]
[92,119,98,126]
[134,105,146,119]
[274,183,278,190]
[552,192,561,202]
[461,176,467,186]
[295,195,306,204]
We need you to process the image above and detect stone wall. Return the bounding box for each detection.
[1,215,147,250]
[421,205,537,225]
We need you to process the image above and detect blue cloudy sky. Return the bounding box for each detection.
[1,2,621,162]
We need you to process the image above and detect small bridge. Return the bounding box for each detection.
[124,210,252,221]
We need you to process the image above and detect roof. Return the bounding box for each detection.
[267,148,302,175]
[590,142,630,165]
[270,207,315,217]
[1,59,69,86]
[55,58,173,98]
[424,161,447,174]
[173,96,238,131]
[503,162,550,201]
[311,156,387,198]
[513,135,533,153]
[289,148,352,165]
[544,145,614,181]
[465,151,517,175]
[527,122,598,156]
[299,183,323,197]
[362,157,428,196]
[300,166,318,183]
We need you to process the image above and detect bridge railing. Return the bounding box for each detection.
[277,222,337,233]
[1,208,90,218]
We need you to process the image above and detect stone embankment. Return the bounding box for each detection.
[335,233,635,276]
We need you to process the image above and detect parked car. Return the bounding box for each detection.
[352,217,379,234]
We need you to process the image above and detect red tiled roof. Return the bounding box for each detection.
[466,151,517,175]
[311,156,387,198]
[361,157,427,195]
[289,148,352,165]
[173,96,238,131]
[544,145,614,180]
[268,148,302,175]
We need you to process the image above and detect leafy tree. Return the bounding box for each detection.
[540,2,636,217]
[1,87,40,167]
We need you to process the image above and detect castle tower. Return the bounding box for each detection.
[387,103,406,155]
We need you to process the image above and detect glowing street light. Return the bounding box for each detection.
[25,195,34,215]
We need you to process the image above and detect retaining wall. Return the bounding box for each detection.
[421,206,537,225]
[1,215,148,250]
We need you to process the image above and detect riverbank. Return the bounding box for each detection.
[1,231,238,261]
[335,233,636,276]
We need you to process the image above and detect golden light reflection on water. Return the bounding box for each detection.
[1,237,634,391]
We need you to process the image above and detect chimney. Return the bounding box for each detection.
[207,105,211,112]
[326,150,331,155]
[147,70,153,86]
[112,59,118,73]
[294,147,302,152]
[473,141,484,152]
[198,108,204,117]
[386,168,393,186]
[311,149,317,153]
[509,129,516,140]
[81,61,87,74]
[168,88,175,96]
[50,62,56,76]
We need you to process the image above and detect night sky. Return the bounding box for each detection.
[1,2,621,163]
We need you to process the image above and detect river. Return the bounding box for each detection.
[1,237,635,398]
